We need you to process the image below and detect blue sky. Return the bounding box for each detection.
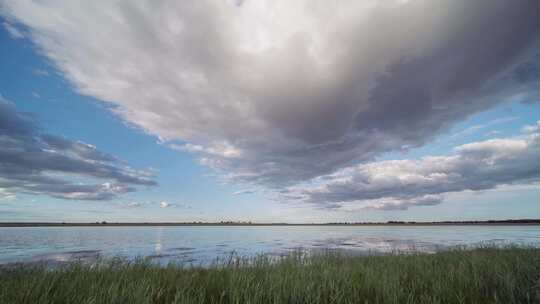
[1,0,540,223]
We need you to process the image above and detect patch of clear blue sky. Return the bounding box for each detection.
[1,20,540,223]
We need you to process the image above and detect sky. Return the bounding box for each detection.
[1,0,540,223]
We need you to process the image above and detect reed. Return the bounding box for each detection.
[1,247,540,304]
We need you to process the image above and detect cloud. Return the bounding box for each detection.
[0,188,16,200]
[233,189,256,195]
[158,201,193,208]
[32,69,50,77]
[0,96,156,200]
[170,142,243,159]
[2,21,23,39]
[120,201,143,208]
[450,116,518,139]
[283,121,540,210]
[117,200,192,209]
[2,0,540,190]
[339,195,443,212]
[523,121,540,134]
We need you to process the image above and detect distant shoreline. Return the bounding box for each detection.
[1,219,540,227]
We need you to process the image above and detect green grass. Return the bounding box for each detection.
[2,247,540,304]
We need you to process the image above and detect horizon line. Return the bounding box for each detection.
[2,219,540,227]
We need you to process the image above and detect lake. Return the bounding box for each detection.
[1,225,540,266]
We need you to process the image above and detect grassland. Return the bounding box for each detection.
[1,247,540,304]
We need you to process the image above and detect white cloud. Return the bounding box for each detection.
[338,195,443,211]
[2,21,23,39]
[2,0,540,192]
[171,142,243,159]
[450,116,518,139]
[125,201,142,208]
[284,121,540,211]
[233,189,256,195]
[0,189,16,200]
[523,120,540,134]
[118,200,192,209]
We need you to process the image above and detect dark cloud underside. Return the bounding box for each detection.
[0,97,155,200]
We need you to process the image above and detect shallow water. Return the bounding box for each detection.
[1,225,540,266]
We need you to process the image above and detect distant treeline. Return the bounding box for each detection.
[384,219,540,225]
[1,219,540,227]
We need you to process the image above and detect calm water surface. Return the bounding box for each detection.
[1,225,540,266]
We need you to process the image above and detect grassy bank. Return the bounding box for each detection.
[2,247,540,304]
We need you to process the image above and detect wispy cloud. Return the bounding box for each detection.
[32,69,50,77]
[158,201,192,208]
[2,21,23,39]
[233,189,256,195]
[119,201,143,208]
[0,189,16,200]
[523,121,540,134]
[117,201,192,209]
[450,116,519,139]
[0,95,156,200]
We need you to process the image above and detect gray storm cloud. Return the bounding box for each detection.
[284,121,540,210]
[2,0,540,194]
[0,96,156,200]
